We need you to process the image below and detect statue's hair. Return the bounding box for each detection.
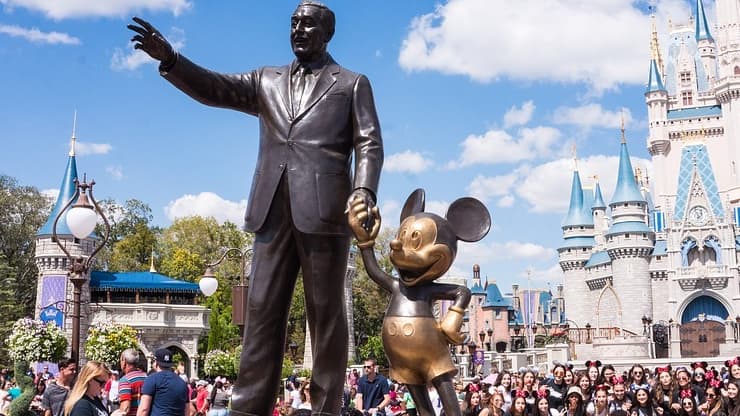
[296,0,335,40]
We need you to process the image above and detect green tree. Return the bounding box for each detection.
[0,175,51,367]
[351,228,394,364]
[158,216,253,352]
[95,199,155,270]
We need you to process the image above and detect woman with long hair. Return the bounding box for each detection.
[652,366,674,416]
[597,366,617,389]
[505,392,528,416]
[564,369,575,388]
[677,392,698,416]
[521,370,538,412]
[298,379,312,410]
[207,380,230,416]
[63,361,111,416]
[608,376,632,415]
[534,390,559,416]
[725,358,740,386]
[462,390,484,416]
[628,365,650,394]
[631,387,657,416]
[480,392,506,416]
[724,380,740,416]
[576,373,592,402]
[673,368,704,413]
[496,371,514,412]
[586,385,609,416]
[700,381,724,416]
[585,362,601,388]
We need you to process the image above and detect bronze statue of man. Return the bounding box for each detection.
[128,2,383,414]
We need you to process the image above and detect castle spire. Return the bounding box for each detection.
[69,110,77,157]
[650,13,664,75]
[592,176,606,209]
[646,13,666,94]
[611,133,645,205]
[562,169,592,227]
[695,0,714,41]
[150,248,157,273]
[37,117,80,237]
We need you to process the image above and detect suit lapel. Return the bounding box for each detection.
[275,65,292,118]
[294,59,339,121]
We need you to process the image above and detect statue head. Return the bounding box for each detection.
[291,1,335,62]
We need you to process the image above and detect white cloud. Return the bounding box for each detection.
[503,100,535,128]
[426,200,449,217]
[398,0,687,93]
[497,195,515,207]
[553,104,632,129]
[448,126,561,168]
[522,264,564,283]
[0,24,80,44]
[41,188,59,201]
[111,27,185,71]
[0,0,191,19]
[75,142,112,155]
[516,154,652,213]
[164,192,247,225]
[106,165,124,180]
[452,239,556,274]
[467,172,519,203]
[384,150,434,173]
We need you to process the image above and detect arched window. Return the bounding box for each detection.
[734,66,740,76]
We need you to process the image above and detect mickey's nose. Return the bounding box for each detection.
[390,239,402,251]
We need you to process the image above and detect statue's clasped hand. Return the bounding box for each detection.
[347,195,380,249]
[128,17,176,65]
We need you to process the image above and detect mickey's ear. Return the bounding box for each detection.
[400,188,425,222]
[446,197,491,242]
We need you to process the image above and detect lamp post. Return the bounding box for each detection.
[585,322,592,343]
[479,330,486,348]
[52,176,110,368]
[486,327,493,351]
[467,340,477,377]
[289,341,298,359]
[512,323,522,352]
[199,247,254,337]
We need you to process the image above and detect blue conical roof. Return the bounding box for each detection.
[646,59,665,93]
[562,171,592,227]
[611,141,645,205]
[592,182,606,209]
[37,155,78,237]
[695,0,713,41]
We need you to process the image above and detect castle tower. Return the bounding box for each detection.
[696,0,717,82]
[559,155,595,327]
[647,15,671,215]
[34,120,97,361]
[592,178,608,249]
[605,129,655,334]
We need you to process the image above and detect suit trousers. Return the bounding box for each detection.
[231,173,350,416]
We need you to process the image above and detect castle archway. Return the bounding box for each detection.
[678,294,729,358]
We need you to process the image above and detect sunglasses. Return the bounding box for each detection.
[94,378,107,387]
[364,365,373,369]
[707,394,717,398]
[632,371,643,375]
[678,376,689,381]
[683,403,694,407]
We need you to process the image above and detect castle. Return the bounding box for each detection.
[560,0,740,358]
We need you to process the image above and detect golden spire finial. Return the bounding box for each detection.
[650,13,664,75]
[620,110,626,144]
[69,110,77,157]
[149,248,157,273]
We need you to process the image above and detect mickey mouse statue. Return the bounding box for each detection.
[348,188,491,416]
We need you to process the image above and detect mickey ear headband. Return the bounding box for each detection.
[595,384,609,392]
[680,390,693,399]
[726,357,740,367]
[691,362,708,370]
[611,375,625,386]
[585,360,602,368]
[516,390,530,398]
[655,365,672,375]
[537,389,549,399]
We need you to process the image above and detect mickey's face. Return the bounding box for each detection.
[390,214,454,286]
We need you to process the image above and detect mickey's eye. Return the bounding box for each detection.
[410,230,422,250]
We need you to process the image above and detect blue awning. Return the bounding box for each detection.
[90,271,200,293]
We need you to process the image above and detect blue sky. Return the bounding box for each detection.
[0,0,704,290]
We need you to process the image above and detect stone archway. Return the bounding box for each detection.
[595,282,623,331]
[678,294,729,358]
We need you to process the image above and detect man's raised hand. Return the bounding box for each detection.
[128,17,175,64]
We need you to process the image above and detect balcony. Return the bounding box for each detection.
[676,265,731,290]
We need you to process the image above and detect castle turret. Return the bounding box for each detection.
[35,118,97,361]
[696,0,717,82]
[559,155,594,327]
[592,178,608,249]
[606,129,655,333]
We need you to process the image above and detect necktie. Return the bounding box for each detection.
[293,66,310,116]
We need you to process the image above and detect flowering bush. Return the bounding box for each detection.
[6,318,67,363]
[203,349,237,378]
[85,321,139,365]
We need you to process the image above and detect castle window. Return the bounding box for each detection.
[680,71,691,83]
[642,233,647,238]
[734,66,740,76]
[625,234,630,238]
[682,91,693,105]
[657,256,662,260]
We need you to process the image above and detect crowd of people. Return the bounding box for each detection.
[7,354,740,416]
[0,347,235,416]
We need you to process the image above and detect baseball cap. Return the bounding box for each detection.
[154,348,174,368]
[196,380,208,386]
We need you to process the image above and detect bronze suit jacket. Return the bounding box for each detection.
[162,54,383,236]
